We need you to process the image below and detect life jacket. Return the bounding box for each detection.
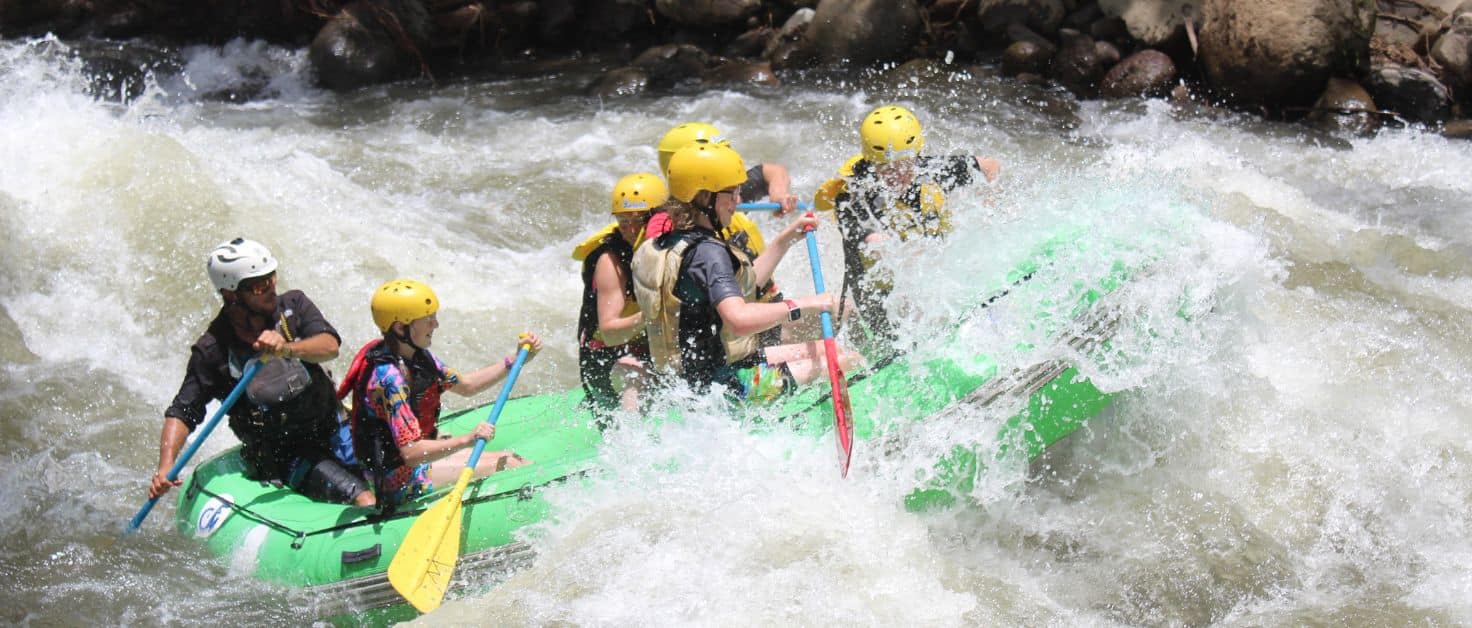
[227,313,340,482]
[576,232,644,349]
[335,339,448,488]
[631,229,759,383]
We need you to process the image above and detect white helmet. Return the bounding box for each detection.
[207,237,277,291]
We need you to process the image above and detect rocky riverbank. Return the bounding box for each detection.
[5,0,1472,138]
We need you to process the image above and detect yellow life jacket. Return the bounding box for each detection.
[882,182,950,241]
[631,232,759,378]
[719,212,765,255]
[572,222,644,262]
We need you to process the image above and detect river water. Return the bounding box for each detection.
[3,36,1472,626]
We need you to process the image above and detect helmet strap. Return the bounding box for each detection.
[388,323,426,356]
[694,192,723,232]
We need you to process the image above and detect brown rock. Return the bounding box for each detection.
[1198,0,1375,109]
[1003,40,1053,76]
[1098,0,1200,47]
[1307,77,1379,136]
[1100,48,1177,98]
[591,66,650,97]
[804,0,923,65]
[632,44,711,86]
[703,60,780,86]
[1442,118,1472,138]
[309,1,431,92]
[1431,26,1472,90]
[1051,28,1103,96]
[1365,62,1452,123]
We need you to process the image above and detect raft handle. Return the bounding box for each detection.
[341,544,382,564]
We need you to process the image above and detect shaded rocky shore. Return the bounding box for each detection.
[5,0,1472,138]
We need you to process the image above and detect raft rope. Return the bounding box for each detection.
[187,466,590,549]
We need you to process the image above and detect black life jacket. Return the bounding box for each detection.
[228,359,340,482]
[576,234,636,347]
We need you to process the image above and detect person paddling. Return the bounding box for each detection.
[573,173,665,417]
[632,142,858,400]
[827,105,1002,347]
[148,238,372,507]
[337,280,538,507]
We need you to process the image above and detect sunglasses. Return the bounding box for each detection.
[239,273,276,296]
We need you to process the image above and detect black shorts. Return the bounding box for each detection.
[286,457,369,504]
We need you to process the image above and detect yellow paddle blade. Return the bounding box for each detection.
[388,468,474,613]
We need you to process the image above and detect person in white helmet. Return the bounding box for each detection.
[146,238,374,507]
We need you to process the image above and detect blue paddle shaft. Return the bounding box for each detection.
[803,229,836,339]
[465,346,530,469]
[128,359,261,533]
[737,201,814,212]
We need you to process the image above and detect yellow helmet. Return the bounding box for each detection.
[860,105,924,164]
[838,153,864,177]
[657,122,725,176]
[611,172,668,214]
[667,142,748,203]
[371,279,439,332]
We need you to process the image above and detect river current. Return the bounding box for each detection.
[3,36,1472,626]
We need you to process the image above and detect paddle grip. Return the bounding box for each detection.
[128,359,261,533]
[465,345,530,469]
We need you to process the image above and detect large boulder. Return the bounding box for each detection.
[1366,61,1452,123]
[803,0,923,65]
[1101,48,1177,98]
[1431,26,1472,92]
[1098,0,1200,47]
[1198,0,1374,109]
[309,1,431,91]
[654,0,761,26]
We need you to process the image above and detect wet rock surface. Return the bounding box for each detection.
[5,0,1472,134]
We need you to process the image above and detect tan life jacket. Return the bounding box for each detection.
[631,232,759,378]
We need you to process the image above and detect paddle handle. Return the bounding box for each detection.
[802,225,836,339]
[802,220,854,477]
[737,201,814,212]
[465,345,530,469]
[128,359,261,533]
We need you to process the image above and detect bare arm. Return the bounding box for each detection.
[447,333,544,398]
[751,213,821,287]
[252,330,340,363]
[148,416,191,499]
[976,157,1000,182]
[715,293,836,338]
[593,255,641,346]
[762,162,798,215]
[397,423,496,466]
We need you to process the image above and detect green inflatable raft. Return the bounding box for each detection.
[172,231,1132,617]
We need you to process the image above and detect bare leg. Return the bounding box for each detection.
[763,342,862,385]
[612,356,647,412]
[427,448,530,486]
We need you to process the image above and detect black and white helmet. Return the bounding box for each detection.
[207,237,277,291]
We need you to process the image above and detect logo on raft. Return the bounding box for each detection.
[195,494,234,538]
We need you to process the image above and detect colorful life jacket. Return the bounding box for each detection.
[335,339,447,486]
[631,229,759,382]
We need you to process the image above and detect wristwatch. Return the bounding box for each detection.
[784,299,801,321]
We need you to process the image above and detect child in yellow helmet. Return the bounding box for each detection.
[573,173,666,418]
[336,279,542,507]
[829,105,1001,348]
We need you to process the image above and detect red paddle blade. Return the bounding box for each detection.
[822,337,854,477]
